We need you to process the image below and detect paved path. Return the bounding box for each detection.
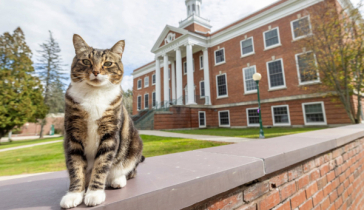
[139,130,251,143]
[0,172,52,181]
[0,134,62,142]
[0,140,63,153]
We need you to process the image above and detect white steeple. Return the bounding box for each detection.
[185,0,202,17]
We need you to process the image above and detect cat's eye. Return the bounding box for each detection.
[82,59,91,65]
[103,62,112,67]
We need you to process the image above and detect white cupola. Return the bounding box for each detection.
[186,0,202,17]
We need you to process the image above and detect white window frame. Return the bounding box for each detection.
[218,110,230,127]
[198,111,207,128]
[214,48,226,66]
[302,101,327,126]
[216,73,228,99]
[199,80,205,98]
[266,58,287,91]
[137,79,142,90]
[144,76,149,88]
[152,74,156,85]
[291,16,312,41]
[240,37,255,57]
[242,65,257,94]
[246,107,260,127]
[199,55,203,69]
[144,93,149,109]
[295,52,320,85]
[152,91,156,108]
[137,95,142,111]
[263,27,281,50]
[271,105,291,126]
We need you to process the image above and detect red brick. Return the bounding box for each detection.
[328,204,336,210]
[243,181,269,202]
[288,165,303,181]
[315,156,325,167]
[327,171,336,182]
[280,181,296,201]
[335,197,343,209]
[329,190,338,203]
[297,174,310,189]
[312,205,321,210]
[329,160,336,171]
[335,156,344,166]
[333,148,344,158]
[299,199,313,210]
[310,169,321,181]
[206,190,243,210]
[347,185,353,196]
[303,160,316,173]
[338,184,344,195]
[272,200,290,210]
[312,190,324,207]
[236,203,257,210]
[344,179,350,188]
[258,190,280,210]
[324,153,332,163]
[291,190,306,209]
[320,197,330,210]
[320,163,330,176]
[306,182,318,198]
[349,174,354,184]
[317,176,327,190]
[323,182,333,197]
[270,172,288,189]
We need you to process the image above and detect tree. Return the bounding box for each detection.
[0,27,48,139]
[122,89,133,115]
[36,31,66,138]
[298,1,364,123]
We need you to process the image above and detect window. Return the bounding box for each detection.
[291,16,311,40]
[200,81,205,97]
[241,37,254,56]
[243,66,257,94]
[137,96,142,111]
[200,55,203,69]
[199,111,206,128]
[144,77,149,88]
[271,105,291,126]
[192,4,196,12]
[152,74,156,85]
[152,92,156,108]
[263,28,281,49]
[246,108,260,127]
[168,68,170,80]
[218,110,230,127]
[183,60,195,74]
[144,94,149,109]
[137,79,142,90]
[267,59,286,90]
[296,52,319,84]
[216,74,228,98]
[302,102,327,125]
[214,48,225,65]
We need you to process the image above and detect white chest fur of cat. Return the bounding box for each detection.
[68,81,121,173]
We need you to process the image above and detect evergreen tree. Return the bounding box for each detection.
[36,31,66,138]
[0,27,48,139]
[122,89,133,115]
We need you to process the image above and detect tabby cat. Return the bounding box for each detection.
[60,34,144,208]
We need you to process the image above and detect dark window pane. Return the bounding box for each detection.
[200,56,203,68]
[268,60,284,88]
[293,17,310,38]
[265,29,279,47]
[199,112,205,126]
[305,104,325,122]
[219,111,229,125]
[273,107,289,124]
[242,39,253,55]
[248,109,260,124]
[200,81,205,97]
[217,75,227,96]
[244,67,257,91]
[144,95,149,108]
[215,49,225,63]
[152,75,156,84]
[152,92,156,107]
[297,52,318,82]
[137,96,141,110]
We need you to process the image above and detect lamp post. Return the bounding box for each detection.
[253,73,265,139]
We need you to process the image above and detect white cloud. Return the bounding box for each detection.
[121,75,133,91]
[0,0,309,87]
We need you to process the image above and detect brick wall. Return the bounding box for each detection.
[183,138,364,210]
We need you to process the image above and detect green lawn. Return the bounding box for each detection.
[0,135,229,176]
[166,127,327,138]
[0,136,63,149]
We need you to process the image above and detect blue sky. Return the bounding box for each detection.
[0,0,360,90]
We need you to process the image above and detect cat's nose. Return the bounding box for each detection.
[92,71,100,77]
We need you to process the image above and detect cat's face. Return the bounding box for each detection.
[71,34,124,87]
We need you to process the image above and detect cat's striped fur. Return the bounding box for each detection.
[60,34,144,208]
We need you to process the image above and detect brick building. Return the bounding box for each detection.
[132,0,362,129]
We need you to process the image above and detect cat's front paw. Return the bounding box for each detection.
[110,175,127,189]
[84,190,106,207]
[60,191,84,209]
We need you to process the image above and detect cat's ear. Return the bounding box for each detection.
[111,40,125,57]
[73,34,89,54]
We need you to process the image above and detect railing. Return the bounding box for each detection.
[167,95,210,106]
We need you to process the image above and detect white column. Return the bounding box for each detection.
[186,43,196,105]
[175,48,183,105]
[163,54,170,107]
[203,48,211,105]
[155,58,161,108]
[171,61,176,104]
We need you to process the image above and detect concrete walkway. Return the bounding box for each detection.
[0,134,62,142]
[139,130,251,143]
[0,140,63,153]
[0,172,52,181]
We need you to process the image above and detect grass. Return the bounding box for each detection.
[166,127,328,138]
[0,137,63,149]
[0,135,229,176]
